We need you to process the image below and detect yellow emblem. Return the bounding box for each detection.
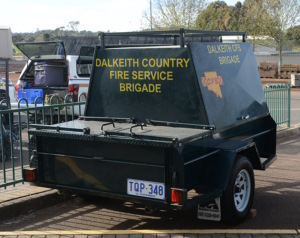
[201,72,223,98]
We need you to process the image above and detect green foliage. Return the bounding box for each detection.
[197,0,300,54]
[142,0,207,30]
[68,21,80,32]
[261,0,300,64]
[286,25,300,47]
[12,29,98,43]
[11,21,98,43]
[11,0,300,56]
[12,33,24,43]
[227,2,245,31]
[196,1,230,31]
[238,0,269,50]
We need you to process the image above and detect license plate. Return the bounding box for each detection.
[127,179,165,200]
[197,198,221,221]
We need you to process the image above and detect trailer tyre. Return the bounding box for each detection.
[221,155,254,224]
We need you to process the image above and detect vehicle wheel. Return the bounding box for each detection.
[221,155,254,224]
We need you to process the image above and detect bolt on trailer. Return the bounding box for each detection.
[24,29,276,224]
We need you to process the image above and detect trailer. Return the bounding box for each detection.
[23,29,276,224]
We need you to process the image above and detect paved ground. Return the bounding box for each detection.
[0,176,51,204]
[0,232,300,237]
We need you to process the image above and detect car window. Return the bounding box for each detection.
[76,46,94,77]
[76,62,92,77]
[15,41,66,60]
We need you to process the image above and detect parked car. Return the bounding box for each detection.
[12,41,92,117]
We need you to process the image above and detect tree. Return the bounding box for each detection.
[240,0,268,50]
[286,25,300,49]
[196,1,230,31]
[68,21,80,32]
[53,26,66,38]
[226,1,245,31]
[43,33,50,41]
[142,0,207,30]
[261,0,300,67]
[12,34,24,43]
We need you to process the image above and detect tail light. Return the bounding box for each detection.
[23,168,37,182]
[15,83,20,101]
[68,84,79,102]
[171,189,184,205]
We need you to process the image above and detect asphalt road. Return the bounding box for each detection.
[0,134,299,231]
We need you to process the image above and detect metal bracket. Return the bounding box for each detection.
[130,123,146,136]
[83,127,91,135]
[101,121,115,133]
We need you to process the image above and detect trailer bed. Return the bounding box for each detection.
[30,119,213,147]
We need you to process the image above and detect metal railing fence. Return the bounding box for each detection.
[0,93,86,189]
[264,84,291,127]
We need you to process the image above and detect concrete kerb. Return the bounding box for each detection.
[0,188,64,222]
[277,124,300,140]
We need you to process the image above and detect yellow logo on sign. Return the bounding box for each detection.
[201,72,223,98]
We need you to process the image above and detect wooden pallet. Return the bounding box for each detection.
[279,73,291,79]
[281,64,299,72]
[259,69,278,78]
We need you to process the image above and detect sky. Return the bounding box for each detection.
[0,0,242,33]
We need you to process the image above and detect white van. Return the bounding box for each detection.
[13,42,93,116]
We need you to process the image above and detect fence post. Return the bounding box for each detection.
[287,83,291,128]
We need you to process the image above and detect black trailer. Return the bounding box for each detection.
[24,29,276,224]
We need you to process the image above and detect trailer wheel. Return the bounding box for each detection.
[221,155,254,224]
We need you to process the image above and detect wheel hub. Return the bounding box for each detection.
[234,169,251,212]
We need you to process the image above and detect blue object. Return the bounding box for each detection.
[18,89,43,104]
